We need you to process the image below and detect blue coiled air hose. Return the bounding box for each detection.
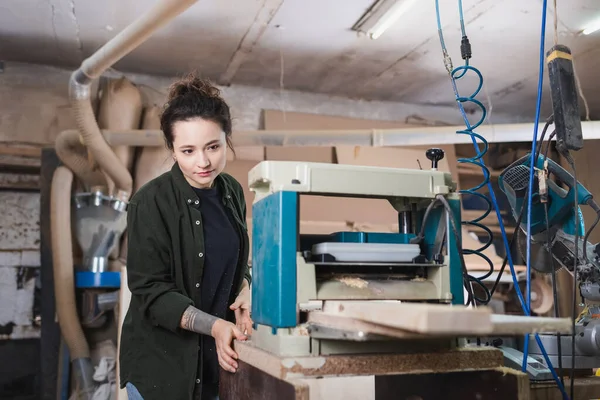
[434,1,568,398]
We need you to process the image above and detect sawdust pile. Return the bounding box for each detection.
[336,276,369,289]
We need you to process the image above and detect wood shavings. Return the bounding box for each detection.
[336,276,368,289]
[295,326,309,336]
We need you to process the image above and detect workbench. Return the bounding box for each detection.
[530,377,600,400]
[220,340,530,400]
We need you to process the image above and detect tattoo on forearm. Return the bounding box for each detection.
[180,306,218,336]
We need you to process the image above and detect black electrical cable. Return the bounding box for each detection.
[535,115,555,161]
[562,152,579,400]
[414,198,481,306]
[544,131,556,161]
[414,199,440,241]
[539,126,564,384]
[488,117,554,300]
[434,194,491,306]
[544,201,564,385]
[582,202,600,263]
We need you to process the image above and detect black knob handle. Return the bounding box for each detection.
[426,148,445,169]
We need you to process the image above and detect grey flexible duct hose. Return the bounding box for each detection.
[50,166,95,398]
[55,130,107,189]
[98,77,143,198]
[69,72,133,202]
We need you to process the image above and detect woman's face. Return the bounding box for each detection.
[171,118,228,189]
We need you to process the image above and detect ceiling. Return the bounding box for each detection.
[2,0,600,121]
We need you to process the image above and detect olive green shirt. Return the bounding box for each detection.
[119,162,251,400]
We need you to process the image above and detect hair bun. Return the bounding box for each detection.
[166,72,221,102]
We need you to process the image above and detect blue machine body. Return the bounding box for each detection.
[251,191,465,330]
[498,153,589,236]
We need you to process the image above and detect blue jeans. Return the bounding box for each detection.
[126,382,144,400]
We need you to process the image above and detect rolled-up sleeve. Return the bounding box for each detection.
[126,201,192,332]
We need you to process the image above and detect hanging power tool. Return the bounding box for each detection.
[496,152,600,378]
[499,153,600,291]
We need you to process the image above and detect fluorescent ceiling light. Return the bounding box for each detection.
[582,18,600,35]
[352,0,418,40]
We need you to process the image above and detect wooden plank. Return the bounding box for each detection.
[490,314,571,335]
[321,301,493,335]
[233,340,504,380]
[220,359,309,400]
[308,310,571,339]
[0,144,42,158]
[0,172,39,190]
[0,155,40,174]
[308,312,430,340]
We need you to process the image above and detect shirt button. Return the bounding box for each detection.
[196,378,201,384]
[187,199,192,204]
[198,252,204,257]
[227,195,231,199]
[195,283,200,288]
[195,200,199,205]
[196,220,200,225]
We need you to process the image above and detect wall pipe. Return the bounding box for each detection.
[50,167,96,397]
[53,1,200,398]
[58,119,599,149]
[55,129,107,189]
[68,0,199,201]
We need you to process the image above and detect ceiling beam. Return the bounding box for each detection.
[218,0,284,86]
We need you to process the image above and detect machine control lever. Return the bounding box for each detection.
[426,148,445,170]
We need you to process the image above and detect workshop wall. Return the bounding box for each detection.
[0,61,503,147]
[0,191,41,340]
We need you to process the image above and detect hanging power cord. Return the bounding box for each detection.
[412,198,479,305]
[487,116,554,299]
[523,0,550,376]
[538,127,565,386]
[560,152,579,400]
[435,1,568,398]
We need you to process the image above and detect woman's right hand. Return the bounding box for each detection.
[211,319,248,373]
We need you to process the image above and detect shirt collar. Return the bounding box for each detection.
[171,162,232,207]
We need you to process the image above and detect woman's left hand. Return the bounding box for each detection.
[230,281,253,335]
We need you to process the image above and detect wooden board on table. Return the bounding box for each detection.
[321,301,493,335]
[317,302,572,337]
[232,340,503,380]
[307,312,424,340]
[308,311,572,339]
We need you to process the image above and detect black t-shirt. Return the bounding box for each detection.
[192,185,240,384]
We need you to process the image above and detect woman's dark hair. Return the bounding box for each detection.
[160,72,234,154]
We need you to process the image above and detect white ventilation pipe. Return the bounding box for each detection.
[68,0,199,201]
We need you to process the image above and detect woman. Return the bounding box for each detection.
[119,73,253,400]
